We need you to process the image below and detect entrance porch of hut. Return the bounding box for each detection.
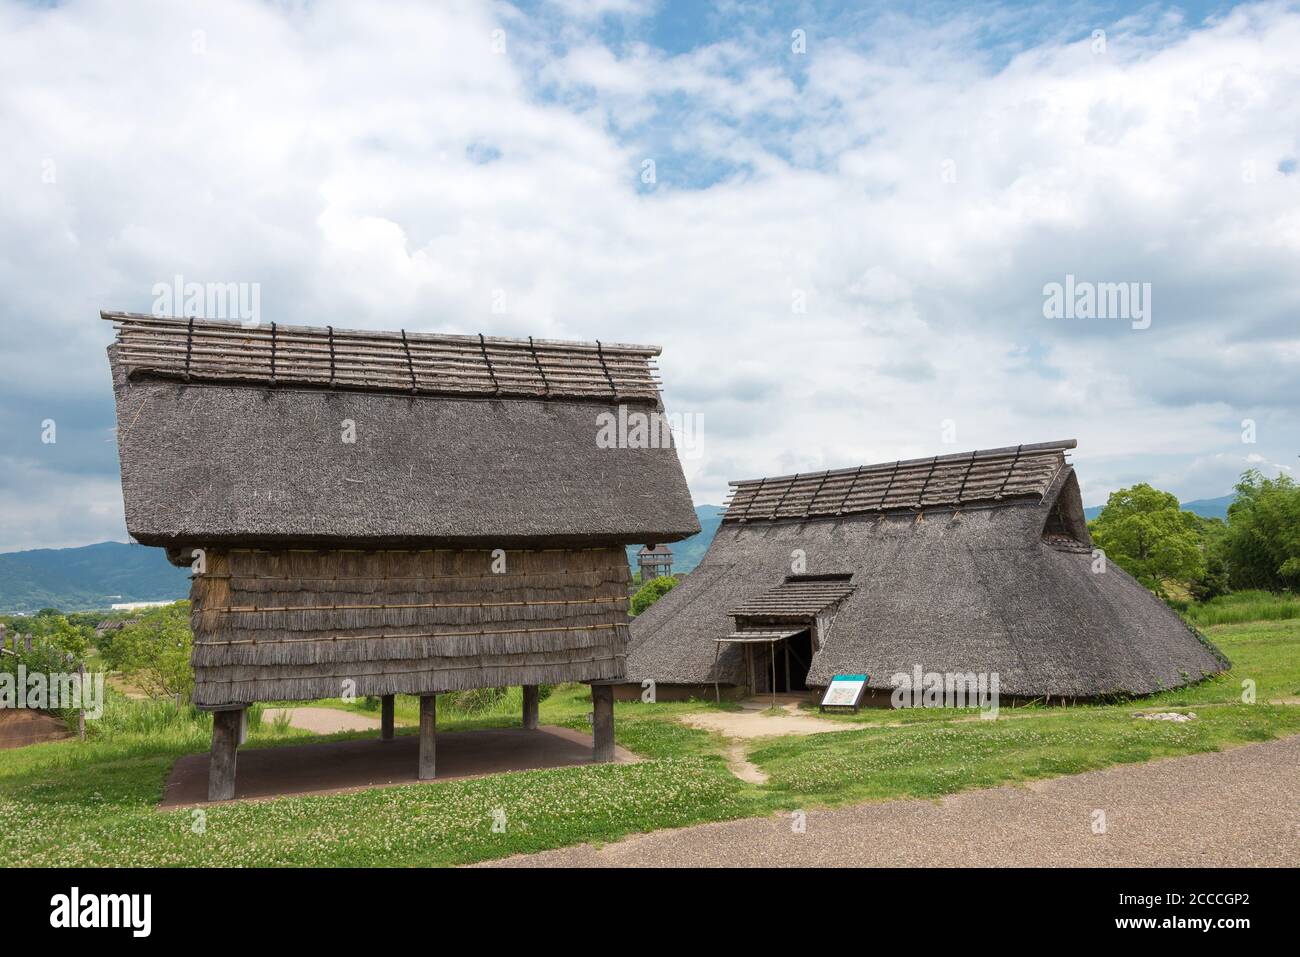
[201,683,619,802]
[712,628,814,705]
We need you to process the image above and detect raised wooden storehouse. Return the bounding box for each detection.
[104,311,699,799]
[623,440,1228,702]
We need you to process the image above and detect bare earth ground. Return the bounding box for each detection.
[677,699,857,784]
[161,724,635,807]
[482,733,1300,867]
[262,706,384,734]
[678,700,854,739]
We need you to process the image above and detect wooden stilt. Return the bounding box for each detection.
[712,643,720,703]
[77,663,86,741]
[770,643,777,708]
[208,707,244,802]
[522,685,539,730]
[418,694,437,780]
[380,694,395,741]
[591,683,614,763]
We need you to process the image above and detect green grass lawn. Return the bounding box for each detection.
[1,618,1297,866]
[1180,589,1300,628]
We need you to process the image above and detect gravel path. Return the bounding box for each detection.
[483,734,1300,867]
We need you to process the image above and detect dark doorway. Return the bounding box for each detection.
[773,629,813,693]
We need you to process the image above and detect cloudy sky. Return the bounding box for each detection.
[2,0,1297,552]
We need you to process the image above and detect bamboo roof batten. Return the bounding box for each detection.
[915,455,940,508]
[103,311,662,354]
[995,444,1025,500]
[805,470,831,519]
[721,441,1076,524]
[183,316,195,381]
[736,476,765,524]
[878,460,902,512]
[770,472,798,519]
[104,312,665,403]
[955,450,978,504]
[595,340,619,401]
[528,336,550,396]
[477,332,500,394]
[401,329,418,393]
[327,325,336,386]
[835,466,864,516]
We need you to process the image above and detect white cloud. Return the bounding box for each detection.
[1,0,1298,549]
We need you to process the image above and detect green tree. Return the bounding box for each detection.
[1223,471,1300,591]
[1089,483,1205,597]
[0,637,82,719]
[23,610,91,661]
[111,602,194,700]
[629,575,679,617]
[1185,514,1231,601]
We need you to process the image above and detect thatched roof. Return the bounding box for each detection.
[626,442,1228,698]
[722,440,1072,523]
[730,574,856,619]
[106,312,663,401]
[638,543,673,558]
[105,313,699,553]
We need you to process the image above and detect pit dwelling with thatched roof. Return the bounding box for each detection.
[104,311,699,800]
[621,440,1227,704]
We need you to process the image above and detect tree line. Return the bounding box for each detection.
[1,603,193,702]
[1089,470,1300,601]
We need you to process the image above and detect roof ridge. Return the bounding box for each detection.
[721,442,1073,524]
[100,311,663,356]
[727,440,1076,488]
[104,311,665,404]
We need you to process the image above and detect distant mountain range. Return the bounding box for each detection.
[627,504,725,578]
[0,495,1236,611]
[0,542,191,614]
[0,505,730,613]
[1083,493,1235,522]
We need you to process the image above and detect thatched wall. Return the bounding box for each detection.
[626,460,1229,698]
[190,547,630,707]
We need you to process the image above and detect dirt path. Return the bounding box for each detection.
[679,699,856,739]
[720,742,769,784]
[262,706,384,734]
[681,710,853,739]
[679,699,857,784]
[482,733,1300,867]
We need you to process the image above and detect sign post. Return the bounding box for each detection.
[819,674,868,713]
